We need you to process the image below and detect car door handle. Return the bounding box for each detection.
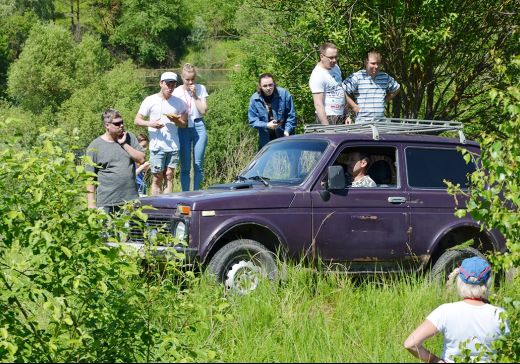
[352,215,378,221]
[388,197,407,204]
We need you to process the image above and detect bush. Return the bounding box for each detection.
[7,24,114,115]
[448,55,520,362]
[109,0,191,66]
[204,71,257,185]
[7,23,77,113]
[0,12,38,98]
[57,61,146,150]
[0,125,222,361]
[0,100,40,150]
[73,34,114,85]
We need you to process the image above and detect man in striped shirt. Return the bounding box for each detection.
[343,50,400,123]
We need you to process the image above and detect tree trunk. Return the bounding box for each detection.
[70,0,75,35]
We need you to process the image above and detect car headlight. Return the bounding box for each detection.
[174,221,186,241]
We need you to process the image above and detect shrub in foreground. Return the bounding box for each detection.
[0,125,222,362]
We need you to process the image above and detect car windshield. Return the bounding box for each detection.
[238,139,328,185]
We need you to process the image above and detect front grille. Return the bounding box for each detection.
[129,214,174,243]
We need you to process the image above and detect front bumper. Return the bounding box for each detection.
[106,241,198,262]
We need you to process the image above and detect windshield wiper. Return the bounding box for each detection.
[235,175,247,183]
[247,175,270,187]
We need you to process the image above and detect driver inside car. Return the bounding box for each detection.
[335,151,377,188]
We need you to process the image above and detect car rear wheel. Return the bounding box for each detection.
[430,247,487,283]
[207,239,278,295]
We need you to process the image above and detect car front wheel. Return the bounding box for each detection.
[207,239,278,294]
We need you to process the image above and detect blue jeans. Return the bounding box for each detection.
[179,119,208,191]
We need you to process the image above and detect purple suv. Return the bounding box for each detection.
[130,126,506,293]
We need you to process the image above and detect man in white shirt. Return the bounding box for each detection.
[309,42,358,125]
[134,72,187,195]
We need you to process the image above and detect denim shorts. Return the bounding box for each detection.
[149,149,179,174]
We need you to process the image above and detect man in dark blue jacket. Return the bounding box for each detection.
[248,73,297,149]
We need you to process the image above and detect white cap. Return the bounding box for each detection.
[160,71,178,82]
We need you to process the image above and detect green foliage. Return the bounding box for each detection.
[0,11,38,96]
[0,0,16,17]
[182,0,245,68]
[182,40,244,70]
[491,296,520,363]
[203,70,257,186]
[0,0,55,20]
[234,0,519,124]
[4,23,138,151]
[73,34,114,85]
[191,267,459,362]
[0,100,44,149]
[109,0,191,66]
[0,125,140,361]
[0,35,8,96]
[448,54,520,361]
[57,61,146,150]
[0,125,222,361]
[7,23,76,113]
[7,23,113,114]
[0,11,37,58]
[185,0,244,40]
[449,55,519,270]
[83,0,124,38]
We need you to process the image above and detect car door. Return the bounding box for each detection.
[310,144,411,272]
[405,145,478,263]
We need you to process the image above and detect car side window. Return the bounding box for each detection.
[405,147,476,189]
[333,147,398,188]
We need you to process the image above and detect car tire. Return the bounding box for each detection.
[430,247,487,283]
[207,239,278,295]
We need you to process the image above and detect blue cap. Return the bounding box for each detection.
[459,256,491,285]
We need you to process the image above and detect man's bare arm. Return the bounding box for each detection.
[346,94,360,113]
[87,184,96,209]
[134,113,164,129]
[385,88,400,102]
[312,93,329,125]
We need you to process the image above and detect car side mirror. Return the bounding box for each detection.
[327,165,346,190]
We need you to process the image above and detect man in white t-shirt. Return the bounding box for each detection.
[309,42,358,125]
[134,71,187,195]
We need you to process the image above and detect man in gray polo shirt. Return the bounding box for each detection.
[343,49,400,123]
[86,108,145,213]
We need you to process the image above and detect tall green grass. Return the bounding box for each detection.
[181,263,518,362]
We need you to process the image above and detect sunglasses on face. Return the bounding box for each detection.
[109,121,124,126]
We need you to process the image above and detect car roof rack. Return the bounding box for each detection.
[304,117,466,144]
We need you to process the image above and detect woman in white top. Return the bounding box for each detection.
[404,256,509,363]
[173,63,209,191]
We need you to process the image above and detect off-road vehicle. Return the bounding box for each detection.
[123,119,506,293]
